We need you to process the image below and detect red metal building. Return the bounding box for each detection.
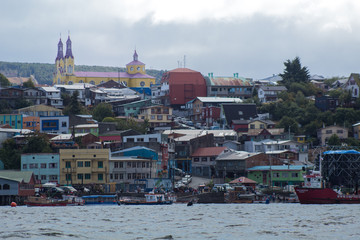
[161,68,207,107]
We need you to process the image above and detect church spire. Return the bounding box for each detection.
[56,38,63,61]
[65,35,73,58]
[133,50,138,61]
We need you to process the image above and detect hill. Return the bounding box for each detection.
[0,61,166,85]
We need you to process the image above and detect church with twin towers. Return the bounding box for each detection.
[53,35,155,95]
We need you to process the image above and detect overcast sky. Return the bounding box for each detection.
[1,0,360,79]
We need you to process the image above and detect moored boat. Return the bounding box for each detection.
[295,171,360,204]
[82,195,118,205]
[25,196,84,207]
[120,193,173,205]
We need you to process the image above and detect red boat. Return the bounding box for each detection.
[295,171,360,204]
[24,196,84,207]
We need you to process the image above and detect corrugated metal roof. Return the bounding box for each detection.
[207,76,252,86]
[191,147,227,157]
[196,97,243,103]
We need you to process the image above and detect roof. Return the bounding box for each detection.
[246,128,285,136]
[247,165,305,171]
[259,86,287,91]
[74,124,98,128]
[74,71,154,79]
[222,103,258,125]
[229,177,257,184]
[168,68,199,73]
[41,87,59,92]
[15,104,63,113]
[217,151,260,161]
[109,156,151,161]
[191,147,227,157]
[195,97,243,103]
[323,150,360,155]
[50,133,89,141]
[112,146,157,154]
[0,170,33,183]
[163,129,237,142]
[99,135,121,142]
[206,76,253,86]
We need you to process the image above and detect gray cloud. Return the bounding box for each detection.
[1,0,360,80]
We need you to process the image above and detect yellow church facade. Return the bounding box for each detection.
[53,36,155,95]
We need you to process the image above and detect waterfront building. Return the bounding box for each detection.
[0,114,23,129]
[247,165,305,187]
[40,115,69,134]
[59,149,110,185]
[191,147,229,178]
[0,170,35,205]
[317,125,348,146]
[138,105,173,129]
[257,85,287,103]
[21,153,60,184]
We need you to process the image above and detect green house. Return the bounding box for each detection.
[247,165,306,187]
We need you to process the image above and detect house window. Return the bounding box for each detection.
[157,115,163,120]
[98,161,103,168]
[41,175,47,180]
[250,124,255,129]
[201,157,207,162]
[114,162,119,168]
[119,162,123,168]
[273,173,280,178]
[260,124,265,129]
[66,174,71,181]
[193,158,199,162]
[29,163,38,169]
[49,163,57,168]
[142,162,146,168]
[41,163,47,168]
[291,173,299,178]
[151,115,155,120]
[98,174,103,181]
[210,157,216,161]
[132,162,136,168]
[49,175,58,181]
[326,130,332,134]
[282,173,288,178]
[23,164,27,169]
[62,122,67,127]
[119,174,124,179]
[85,161,91,167]
[85,174,91,179]
[167,115,172,120]
[65,162,71,168]
[337,130,343,134]
[137,138,144,142]
[127,162,131,167]
[77,174,83,180]
[3,184,10,190]
[128,173,131,179]
[238,111,243,115]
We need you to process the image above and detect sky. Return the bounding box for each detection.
[1,0,360,80]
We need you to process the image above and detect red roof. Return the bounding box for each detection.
[229,177,257,184]
[99,135,122,142]
[191,147,227,157]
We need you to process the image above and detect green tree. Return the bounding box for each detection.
[0,100,11,114]
[276,116,300,135]
[0,139,21,169]
[327,134,341,146]
[63,91,83,115]
[279,56,310,87]
[92,103,114,122]
[0,73,10,87]
[22,78,35,88]
[22,133,53,153]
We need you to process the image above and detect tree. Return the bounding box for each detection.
[22,133,53,153]
[0,73,10,87]
[92,103,114,122]
[63,91,84,115]
[327,134,341,146]
[0,139,21,169]
[22,78,35,88]
[276,116,300,135]
[279,56,310,87]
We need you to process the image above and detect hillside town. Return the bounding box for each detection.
[1,35,360,205]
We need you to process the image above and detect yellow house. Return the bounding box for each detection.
[53,36,155,95]
[59,149,110,185]
[248,120,275,130]
[138,105,173,128]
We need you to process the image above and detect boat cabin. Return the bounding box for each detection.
[303,171,323,188]
[145,193,165,203]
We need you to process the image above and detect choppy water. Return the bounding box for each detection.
[1,203,360,240]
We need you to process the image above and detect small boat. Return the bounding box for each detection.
[82,195,118,205]
[25,196,84,207]
[120,193,173,205]
[295,171,360,204]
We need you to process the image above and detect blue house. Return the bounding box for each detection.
[21,153,60,184]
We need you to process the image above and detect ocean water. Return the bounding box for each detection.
[1,203,360,240]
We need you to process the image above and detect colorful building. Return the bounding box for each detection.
[247,165,306,187]
[138,105,173,129]
[0,114,23,129]
[53,36,155,95]
[161,68,207,107]
[21,153,60,184]
[59,149,110,185]
[40,116,69,134]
